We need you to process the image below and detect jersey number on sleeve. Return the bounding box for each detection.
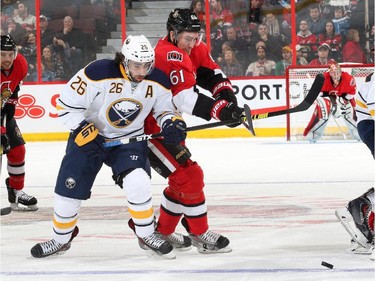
[70,76,88,95]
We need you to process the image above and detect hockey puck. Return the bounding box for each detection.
[1,207,12,216]
[321,261,334,269]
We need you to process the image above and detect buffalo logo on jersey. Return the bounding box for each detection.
[108,99,142,128]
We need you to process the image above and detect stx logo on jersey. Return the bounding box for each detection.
[108,99,142,128]
[15,94,45,119]
[167,51,183,62]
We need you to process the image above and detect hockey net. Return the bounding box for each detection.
[286,64,374,141]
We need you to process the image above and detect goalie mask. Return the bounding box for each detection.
[329,62,342,86]
[121,35,154,82]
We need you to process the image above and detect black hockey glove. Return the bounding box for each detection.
[212,81,237,104]
[161,116,187,145]
[210,100,244,127]
[1,125,10,154]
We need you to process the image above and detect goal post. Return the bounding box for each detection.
[286,64,374,141]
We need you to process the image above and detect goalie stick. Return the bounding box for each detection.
[251,73,325,120]
[103,105,254,147]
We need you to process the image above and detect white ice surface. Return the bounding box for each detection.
[1,138,374,281]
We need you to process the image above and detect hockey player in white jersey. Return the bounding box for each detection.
[30,35,187,259]
[335,73,374,260]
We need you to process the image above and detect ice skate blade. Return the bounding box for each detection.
[141,247,176,259]
[175,245,192,251]
[196,245,232,254]
[10,203,38,212]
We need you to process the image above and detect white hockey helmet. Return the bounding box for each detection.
[121,35,154,80]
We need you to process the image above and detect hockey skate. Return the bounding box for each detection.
[157,231,192,251]
[6,178,38,211]
[30,226,79,258]
[128,219,176,259]
[181,217,232,254]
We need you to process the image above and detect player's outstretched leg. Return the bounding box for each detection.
[181,217,232,254]
[128,219,176,259]
[6,178,38,211]
[30,226,79,258]
[336,188,374,256]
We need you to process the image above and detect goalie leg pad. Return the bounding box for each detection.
[303,97,331,142]
[342,108,361,141]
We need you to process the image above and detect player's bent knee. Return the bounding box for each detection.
[122,168,152,203]
[6,144,25,163]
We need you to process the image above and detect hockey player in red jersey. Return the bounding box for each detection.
[303,62,361,142]
[138,9,244,254]
[1,34,38,211]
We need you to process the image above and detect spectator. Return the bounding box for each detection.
[210,0,234,28]
[249,0,262,24]
[296,19,318,61]
[219,48,243,77]
[19,31,37,78]
[263,12,290,44]
[275,45,292,76]
[332,6,350,37]
[6,18,27,47]
[296,44,309,65]
[318,20,342,62]
[307,5,327,36]
[235,15,256,45]
[31,62,56,82]
[42,45,66,80]
[309,43,335,66]
[52,34,72,78]
[13,1,36,32]
[224,25,250,69]
[215,41,232,64]
[251,23,283,62]
[57,16,86,73]
[245,45,276,76]
[190,0,206,25]
[39,15,55,50]
[342,29,366,64]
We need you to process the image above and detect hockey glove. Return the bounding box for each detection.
[211,100,244,127]
[73,121,99,147]
[161,116,187,145]
[212,81,237,104]
[337,97,351,117]
[1,126,10,154]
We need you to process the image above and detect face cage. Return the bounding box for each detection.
[123,58,154,82]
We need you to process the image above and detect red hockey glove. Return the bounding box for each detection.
[212,81,237,104]
[211,100,244,123]
[1,125,10,154]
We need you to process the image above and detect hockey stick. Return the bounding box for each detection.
[103,76,323,149]
[251,73,325,120]
[103,105,254,148]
